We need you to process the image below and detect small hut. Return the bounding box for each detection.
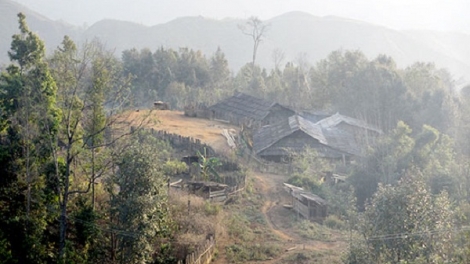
[154,101,169,110]
[283,183,327,222]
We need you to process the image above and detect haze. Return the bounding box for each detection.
[12,0,470,33]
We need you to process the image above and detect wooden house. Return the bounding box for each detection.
[253,115,359,162]
[314,112,382,146]
[208,92,295,127]
[283,183,327,222]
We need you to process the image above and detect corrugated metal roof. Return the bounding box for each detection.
[253,114,363,157]
[253,115,328,154]
[315,113,383,134]
[322,127,362,156]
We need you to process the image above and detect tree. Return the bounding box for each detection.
[355,172,455,263]
[48,36,135,261]
[210,47,231,86]
[238,16,269,72]
[107,132,175,264]
[0,12,60,263]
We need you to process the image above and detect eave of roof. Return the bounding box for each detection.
[316,112,383,134]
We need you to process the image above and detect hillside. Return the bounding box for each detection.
[0,0,80,64]
[127,109,346,263]
[1,1,469,83]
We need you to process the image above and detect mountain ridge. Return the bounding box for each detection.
[1,0,469,84]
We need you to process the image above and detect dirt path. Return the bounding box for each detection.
[249,172,344,263]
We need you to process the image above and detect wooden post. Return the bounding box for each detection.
[167,178,171,196]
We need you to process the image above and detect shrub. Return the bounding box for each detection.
[324,215,345,230]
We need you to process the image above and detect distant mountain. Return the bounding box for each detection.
[1,3,469,84]
[0,0,80,64]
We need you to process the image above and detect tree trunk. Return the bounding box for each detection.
[59,144,72,261]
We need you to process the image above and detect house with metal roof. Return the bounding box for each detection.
[208,92,295,126]
[253,114,376,162]
[316,112,383,148]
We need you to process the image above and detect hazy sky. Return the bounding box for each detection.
[13,0,470,33]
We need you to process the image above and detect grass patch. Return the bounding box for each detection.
[280,250,342,264]
[225,243,282,263]
[294,220,333,241]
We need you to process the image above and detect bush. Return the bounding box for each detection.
[324,215,346,230]
[204,201,221,216]
[225,243,282,262]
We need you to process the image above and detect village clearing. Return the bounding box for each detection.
[127,109,347,263]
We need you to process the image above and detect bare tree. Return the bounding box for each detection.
[238,16,269,71]
[272,48,285,71]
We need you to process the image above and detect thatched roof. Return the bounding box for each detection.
[208,92,292,121]
[316,112,382,134]
[253,115,362,158]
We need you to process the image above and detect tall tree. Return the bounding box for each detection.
[0,12,60,263]
[238,16,269,73]
[49,36,134,261]
[107,132,174,264]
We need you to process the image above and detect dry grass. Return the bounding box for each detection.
[122,109,239,155]
[169,189,226,245]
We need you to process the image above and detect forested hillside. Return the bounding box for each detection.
[2,13,470,264]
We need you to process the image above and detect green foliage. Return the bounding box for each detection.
[287,147,331,197]
[294,220,332,241]
[0,13,60,263]
[323,215,346,230]
[203,201,221,216]
[350,172,455,263]
[225,243,282,263]
[108,132,175,263]
[194,148,222,182]
[349,121,460,208]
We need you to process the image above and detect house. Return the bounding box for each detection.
[283,183,327,222]
[253,115,359,162]
[315,112,382,146]
[208,92,295,126]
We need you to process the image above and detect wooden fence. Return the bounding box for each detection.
[177,236,216,264]
[149,129,216,156]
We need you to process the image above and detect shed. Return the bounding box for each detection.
[283,183,327,222]
[154,101,169,110]
[208,92,295,126]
